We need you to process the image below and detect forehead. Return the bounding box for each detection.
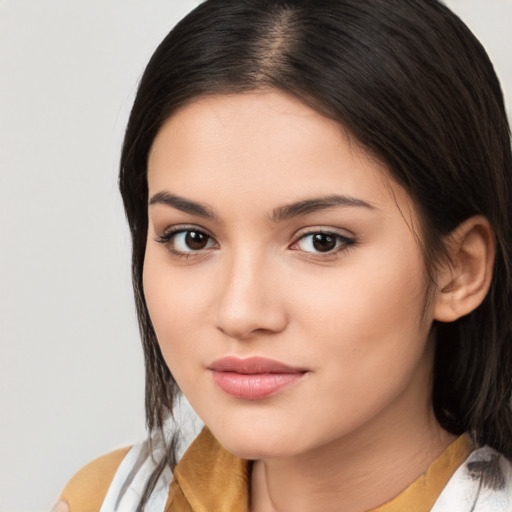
[147,91,415,221]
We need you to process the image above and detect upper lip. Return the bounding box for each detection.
[208,356,306,374]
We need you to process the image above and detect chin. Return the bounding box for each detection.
[210,425,301,460]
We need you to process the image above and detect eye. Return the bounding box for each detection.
[293,231,353,254]
[174,230,214,251]
[155,228,217,254]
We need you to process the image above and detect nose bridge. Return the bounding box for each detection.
[215,245,286,339]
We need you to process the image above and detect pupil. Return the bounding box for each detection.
[312,233,336,252]
[185,231,208,250]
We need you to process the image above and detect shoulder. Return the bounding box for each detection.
[60,446,131,512]
[432,446,512,512]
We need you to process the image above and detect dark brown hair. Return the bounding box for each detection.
[119,0,512,505]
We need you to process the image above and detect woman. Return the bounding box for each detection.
[55,0,512,510]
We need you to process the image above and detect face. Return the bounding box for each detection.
[144,91,438,461]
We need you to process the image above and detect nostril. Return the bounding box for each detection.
[215,303,289,340]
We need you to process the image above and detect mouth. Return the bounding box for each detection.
[208,356,307,400]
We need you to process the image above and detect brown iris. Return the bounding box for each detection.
[185,231,210,250]
[312,233,337,252]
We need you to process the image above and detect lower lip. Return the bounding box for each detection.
[211,371,305,400]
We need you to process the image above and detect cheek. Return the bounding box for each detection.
[142,248,216,371]
[283,248,433,440]
[291,243,431,382]
[296,244,426,331]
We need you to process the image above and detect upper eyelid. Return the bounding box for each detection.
[157,224,214,237]
[293,226,355,240]
[157,225,352,235]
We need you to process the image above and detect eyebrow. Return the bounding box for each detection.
[148,191,374,222]
[149,191,216,219]
[270,194,374,222]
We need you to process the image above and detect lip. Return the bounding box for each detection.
[208,356,307,400]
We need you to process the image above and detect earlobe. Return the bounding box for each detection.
[434,216,495,323]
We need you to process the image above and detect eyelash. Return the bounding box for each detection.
[154,226,356,259]
[154,226,217,259]
[292,230,356,257]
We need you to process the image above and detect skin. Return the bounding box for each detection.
[143,90,456,512]
[50,501,69,512]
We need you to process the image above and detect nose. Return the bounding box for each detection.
[215,250,288,340]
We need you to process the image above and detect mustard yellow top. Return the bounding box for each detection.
[61,429,472,511]
[61,446,131,511]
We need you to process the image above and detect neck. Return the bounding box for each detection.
[250,392,456,512]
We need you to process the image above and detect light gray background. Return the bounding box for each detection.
[1,1,511,511]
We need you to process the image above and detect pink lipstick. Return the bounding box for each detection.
[208,356,307,400]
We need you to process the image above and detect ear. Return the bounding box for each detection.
[434,216,495,323]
